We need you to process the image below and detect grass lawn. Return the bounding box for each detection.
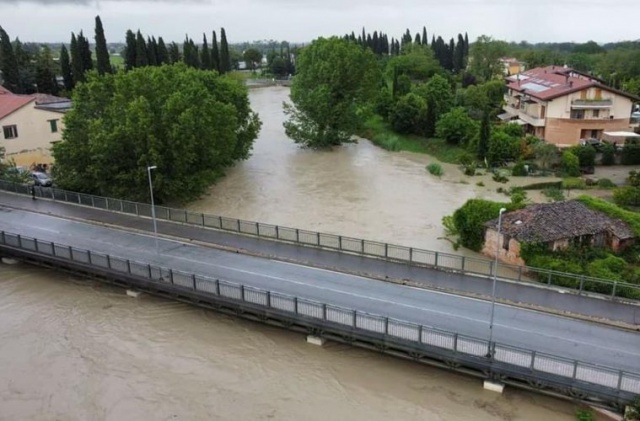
[359,115,468,164]
[110,54,124,69]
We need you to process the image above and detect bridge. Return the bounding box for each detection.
[0,183,639,411]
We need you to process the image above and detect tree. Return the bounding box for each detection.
[35,45,57,94]
[94,15,111,75]
[168,42,181,64]
[52,64,262,203]
[283,37,379,148]
[436,107,479,145]
[135,31,148,67]
[389,92,427,135]
[77,31,93,72]
[416,74,453,120]
[70,33,85,85]
[386,44,443,82]
[424,96,437,138]
[219,28,231,74]
[561,150,581,177]
[146,36,158,66]
[487,131,519,166]
[124,29,136,70]
[468,35,508,81]
[14,39,36,94]
[243,48,262,70]
[478,109,491,160]
[156,37,169,65]
[211,30,220,72]
[534,142,559,172]
[200,34,212,70]
[59,44,73,91]
[0,26,20,93]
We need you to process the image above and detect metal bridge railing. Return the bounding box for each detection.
[1,179,639,301]
[1,229,639,403]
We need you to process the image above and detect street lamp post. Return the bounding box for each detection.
[487,207,507,358]
[147,165,159,252]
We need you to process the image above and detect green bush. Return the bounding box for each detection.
[451,199,518,251]
[570,145,596,168]
[561,150,581,177]
[492,171,509,183]
[521,181,562,190]
[601,143,615,166]
[562,177,586,190]
[463,163,476,176]
[511,161,528,176]
[621,144,640,165]
[628,170,640,187]
[596,178,616,189]
[576,195,640,237]
[526,255,583,289]
[476,181,485,187]
[613,186,640,207]
[542,187,565,202]
[372,133,401,151]
[426,163,443,177]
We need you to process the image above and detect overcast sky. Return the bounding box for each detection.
[0,0,638,44]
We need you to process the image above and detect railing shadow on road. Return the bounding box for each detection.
[0,229,638,408]
[1,179,639,302]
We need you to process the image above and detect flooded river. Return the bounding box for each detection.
[0,263,575,420]
[0,87,579,419]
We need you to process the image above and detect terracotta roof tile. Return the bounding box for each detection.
[0,93,34,121]
[485,200,634,243]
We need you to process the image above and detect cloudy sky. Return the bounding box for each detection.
[0,0,637,44]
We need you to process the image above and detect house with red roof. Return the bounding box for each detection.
[0,86,71,167]
[501,66,640,147]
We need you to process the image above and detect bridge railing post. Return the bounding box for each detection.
[191,274,196,290]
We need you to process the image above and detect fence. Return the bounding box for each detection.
[1,228,638,403]
[1,179,640,301]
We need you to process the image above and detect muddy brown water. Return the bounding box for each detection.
[0,264,575,420]
[0,87,581,419]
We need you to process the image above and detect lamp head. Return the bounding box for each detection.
[499,208,507,214]
[148,165,157,170]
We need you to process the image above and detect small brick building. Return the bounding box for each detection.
[482,201,635,266]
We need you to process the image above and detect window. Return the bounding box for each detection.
[570,110,585,119]
[593,109,600,118]
[2,125,18,139]
[48,119,59,133]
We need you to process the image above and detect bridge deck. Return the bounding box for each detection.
[1,191,638,327]
[1,207,639,375]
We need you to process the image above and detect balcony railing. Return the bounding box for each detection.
[517,112,545,127]
[571,99,613,108]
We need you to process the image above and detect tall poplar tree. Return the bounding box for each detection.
[124,29,136,70]
[168,42,181,63]
[35,45,57,94]
[211,30,220,72]
[147,36,157,66]
[156,37,169,65]
[59,44,73,91]
[219,27,230,74]
[78,31,93,72]
[0,26,20,93]
[70,33,85,85]
[135,31,148,67]
[94,15,111,75]
[200,33,212,70]
[422,27,428,46]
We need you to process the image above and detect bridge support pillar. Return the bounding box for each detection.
[306,335,326,346]
[1,257,20,265]
[126,290,143,298]
[483,380,505,394]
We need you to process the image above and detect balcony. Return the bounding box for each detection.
[571,99,613,109]
[517,112,545,127]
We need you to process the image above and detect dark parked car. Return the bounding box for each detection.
[31,172,53,187]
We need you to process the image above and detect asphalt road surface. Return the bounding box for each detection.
[1,191,639,326]
[1,207,639,373]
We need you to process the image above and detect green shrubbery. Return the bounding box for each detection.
[613,186,640,207]
[621,143,640,165]
[450,199,520,251]
[426,163,443,177]
[561,150,581,177]
[600,143,616,166]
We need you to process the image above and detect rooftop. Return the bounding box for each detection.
[0,92,34,121]
[485,200,634,243]
[0,86,71,119]
[506,66,640,102]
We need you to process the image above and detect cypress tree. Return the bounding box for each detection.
[94,15,111,75]
[135,31,148,67]
[211,30,220,72]
[124,29,136,70]
[414,32,421,45]
[478,109,491,160]
[156,36,169,65]
[219,28,230,73]
[425,97,437,138]
[448,38,455,71]
[35,45,57,94]
[200,33,212,70]
[168,42,181,63]
[147,36,157,66]
[78,31,93,72]
[70,33,85,85]
[0,26,20,93]
[454,34,465,73]
[464,32,469,57]
[422,27,428,46]
[59,44,73,91]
